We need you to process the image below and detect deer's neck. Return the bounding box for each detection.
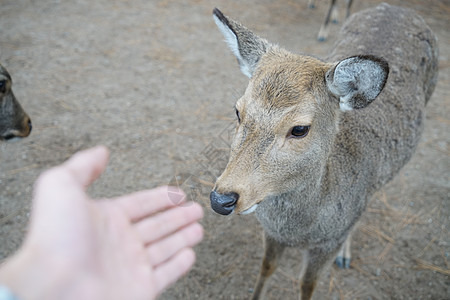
[255,168,326,246]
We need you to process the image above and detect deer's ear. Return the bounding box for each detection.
[325,55,389,111]
[213,8,270,78]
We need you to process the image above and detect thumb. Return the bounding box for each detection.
[26,146,110,246]
[31,146,110,221]
[62,145,110,188]
[33,146,110,202]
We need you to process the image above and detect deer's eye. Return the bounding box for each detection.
[289,125,310,138]
[235,107,241,123]
[0,80,6,93]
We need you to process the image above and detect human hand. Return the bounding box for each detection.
[0,146,204,300]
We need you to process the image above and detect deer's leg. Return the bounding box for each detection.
[335,233,352,269]
[251,232,285,300]
[330,1,339,23]
[317,0,337,41]
[345,0,353,19]
[299,245,341,300]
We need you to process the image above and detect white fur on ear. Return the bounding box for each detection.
[326,55,389,111]
[213,13,252,78]
[339,99,353,111]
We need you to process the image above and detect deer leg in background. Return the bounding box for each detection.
[335,232,352,269]
[317,0,337,41]
[345,0,353,18]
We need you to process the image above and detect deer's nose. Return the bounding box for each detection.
[27,118,32,133]
[210,190,239,215]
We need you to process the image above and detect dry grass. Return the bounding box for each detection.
[413,258,450,276]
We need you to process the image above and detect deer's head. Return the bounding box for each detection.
[0,64,32,141]
[210,9,388,215]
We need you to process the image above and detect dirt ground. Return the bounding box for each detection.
[0,0,449,299]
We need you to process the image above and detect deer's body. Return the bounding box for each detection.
[210,3,437,299]
[0,64,32,141]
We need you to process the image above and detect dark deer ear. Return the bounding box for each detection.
[325,55,389,111]
[213,8,270,78]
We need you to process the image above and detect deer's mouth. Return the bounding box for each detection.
[210,188,262,216]
[239,203,259,215]
[3,134,17,140]
[1,132,28,141]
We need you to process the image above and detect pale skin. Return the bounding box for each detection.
[0,146,204,300]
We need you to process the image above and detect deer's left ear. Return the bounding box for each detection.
[213,8,270,78]
[325,55,389,111]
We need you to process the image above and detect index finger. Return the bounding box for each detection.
[114,186,187,222]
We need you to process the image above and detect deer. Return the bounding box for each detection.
[209,3,438,299]
[0,63,32,141]
[308,0,354,41]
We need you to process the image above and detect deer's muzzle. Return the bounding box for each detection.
[1,116,32,141]
[210,190,239,215]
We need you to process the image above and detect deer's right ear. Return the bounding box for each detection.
[213,8,270,78]
[325,55,389,111]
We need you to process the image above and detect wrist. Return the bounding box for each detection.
[0,285,21,300]
[0,247,69,300]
